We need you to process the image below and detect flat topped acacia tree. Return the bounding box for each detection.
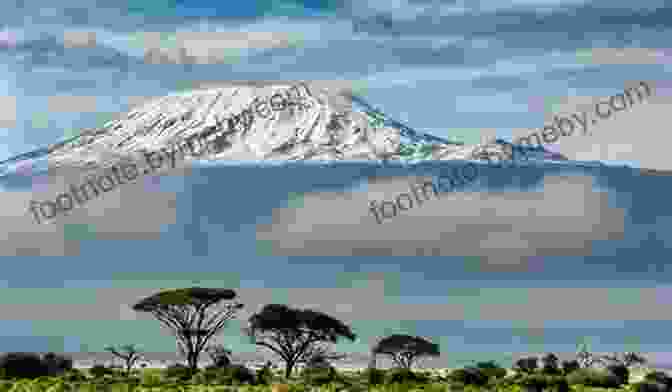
[132,287,243,373]
[245,304,356,378]
[372,334,440,370]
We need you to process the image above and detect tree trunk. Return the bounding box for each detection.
[285,361,295,379]
[188,351,199,375]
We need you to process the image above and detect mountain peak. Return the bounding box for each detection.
[29,82,568,170]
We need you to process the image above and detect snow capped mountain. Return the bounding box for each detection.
[2,82,569,175]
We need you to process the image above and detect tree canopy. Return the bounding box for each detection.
[372,334,440,370]
[132,287,243,372]
[245,304,356,378]
[132,287,238,310]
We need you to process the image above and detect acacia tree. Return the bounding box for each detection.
[132,287,243,373]
[622,352,647,367]
[372,334,440,370]
[600,352,647,367]
[244,304,356,378]
[104,344,144,376]
[576,343,600,368]
[205,344,232,368]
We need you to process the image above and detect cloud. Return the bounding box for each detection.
[0,95,17,128]
[0,284,669,324]
[522,80,672,170]
[135,30,304,65]
[47,95,99,113]
[256,171,626,259]
[0,160,191,256]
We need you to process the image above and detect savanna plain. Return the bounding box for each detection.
[0,287,669,392]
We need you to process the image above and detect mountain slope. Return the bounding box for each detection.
[6,82,570,173]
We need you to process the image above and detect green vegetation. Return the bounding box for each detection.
[0,286,659,392]
[398,142,436,160]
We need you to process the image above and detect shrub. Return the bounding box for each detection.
[386,369,429,384]
[520,373,550,387]
[635,382,670,392]
[561,360,580,375]
[566,368,621,388]
[514,357,539,374]
[141,370,163,386]
[518,374,567,392]
[0,352,49,379]
[450,367,489,386]
[41,353,73,376]
[607,363,629,385]
[495,375,521,388]
[189,368,215,385]
[365,367,385,385]
[203,364,255,385]
[256,363,274,385]
[62,369,87,382]
[645,371,672,386]
[88,364,113,378]
[541,353,560,375]
[163,363,193,381]
[475,360,507,379]
[545,375,569,392]
[302,370,334,386]
[302,365,338,386]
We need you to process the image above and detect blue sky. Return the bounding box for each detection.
[0,0,672,369]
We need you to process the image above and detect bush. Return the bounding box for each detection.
[0,352,49,379]
[199,364,255,385]
[386,369,428,384]
[163,363,193,381]
[141,370,163,386]
[41,353,73,376]
[561,360,580,375]
[546,375,569,392]
[520,373,550,387]
[302,365,337,386]
[62,369,87,382]
[495,375,520,388]
[541,353,560,375]
[229,364,256,384]
[474,360,507,379]
[635,382,670,392]
[645,371,672,386]
[256,363,274,385]
[88,364,113,378]
[566,368,622,388]
[607,363,629,385]
[302,369,335,386]
[517,374,567,392]
[189,368,215,385]
[450,367,489,386]
[514,357,539,374]
[365,368,385,385]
